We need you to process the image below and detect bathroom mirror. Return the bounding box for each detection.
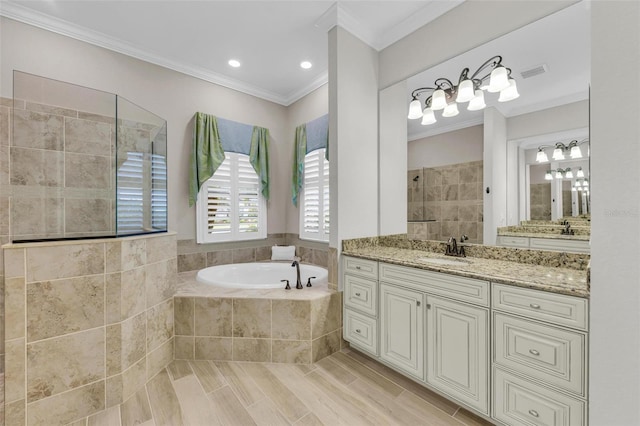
[403,2,590,246]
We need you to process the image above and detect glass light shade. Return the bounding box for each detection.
[498,79,520,102]
[456,79,475,103]
[552,147,565,161]
[570,145,583,159]
[408,99,423,119]
[467,90,486,111]
[431,89,447,110]
[572,187,577,192]
[545,171,553,181]
[555,170,563,179]
[577,187,583,191]
[583,179,589,187]
[565,169,574,179]
[442,102,459,118]
[536,149,549,163]
[488,66,510,92]
[574,181,581,187]
[576,168,585,178]
[421,107,437,125]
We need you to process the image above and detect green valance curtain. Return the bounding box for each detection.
[250,126,270,200]
[189,112,225,207]
[291,124,307,207]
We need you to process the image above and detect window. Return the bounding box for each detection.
[196,152,266,243]
[300,148,329,242]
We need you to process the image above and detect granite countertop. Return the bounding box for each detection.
[342,246,589,298]
[497,230,591,241]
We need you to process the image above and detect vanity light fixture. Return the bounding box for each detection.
[408,55,519,124]
[576,167,585,178]
[545,170,553,180]
[546,168,577,180]
[535,139,589,163]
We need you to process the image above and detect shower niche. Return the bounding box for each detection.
[10,71,168,241]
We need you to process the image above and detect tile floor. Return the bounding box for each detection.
[78,349,494,426]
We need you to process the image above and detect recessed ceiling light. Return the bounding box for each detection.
[228,59,241,68]
[300,61,312,69]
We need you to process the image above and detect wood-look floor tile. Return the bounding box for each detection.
[146,370,184,426]
[172,375,220,426]
[329,352,403,397]
[344,349,459,415]
[214,361,265,407]
[292,363,317,376]
[453,408,495,426]
[120,387,152,426]
[305,370,391,426]
[241,363,310,423]
[166,360,193,381]
[208,386,257,426]
[395,390,466,426]
[189,360,226,393]
[87,406,121,426]
[347,378,426,425]
[246,398,290,426]
[314,357,357,386]
[67,419,87,426]
[294,412,324,426]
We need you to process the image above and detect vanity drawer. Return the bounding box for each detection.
[492,284,588,330]
[494,313,586,396]
[343,256,378,280]
[344,274,378,316]
[529,238,590,254]
[493,367,586,426]
[344,309,378,356]
[496,235,529,249]
[379,262,489,307]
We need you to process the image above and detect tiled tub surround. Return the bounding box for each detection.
[408,161,483,244]
[175,271,343,364]
[342,234,589,297]
[2,233,177,426]
[529,183,552,220]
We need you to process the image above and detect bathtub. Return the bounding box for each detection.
[196,262,328,289]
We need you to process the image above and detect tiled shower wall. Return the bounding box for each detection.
[0,98,10,426]
[3,233,176,426]
[530,183,552,220]
[408,160,484,244]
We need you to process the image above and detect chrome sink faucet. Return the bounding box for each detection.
[291,256,303,289]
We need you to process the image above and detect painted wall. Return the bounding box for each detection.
[507,100,588,141]
[0,17,289,241]
[408,125,483,170]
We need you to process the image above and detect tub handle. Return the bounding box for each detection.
[306,276,316,287]
[281,279,291,290]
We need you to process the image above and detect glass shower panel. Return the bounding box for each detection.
[115,96,167,236]
[11,71,117,241]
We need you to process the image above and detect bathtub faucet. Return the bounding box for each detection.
[291,257,303,289]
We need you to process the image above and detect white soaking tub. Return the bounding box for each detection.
[196,262,328,289]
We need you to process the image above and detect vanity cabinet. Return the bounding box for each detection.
[343,256,379,356]
[496,235,590,254]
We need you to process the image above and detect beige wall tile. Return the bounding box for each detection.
[5,399,26,426]
[311,329,341,363]
[233,338,271,362]
[459,183,478,201]
[105,273,121,325]
[177,253,205,272]
[206,250,233,266]
[10,197,64,239]
[106,325,122,377]
[65,198,111,233]
[0,104,9,144]
[145,258,176,308]
[105,241,121,273]
[194,337,232,361]
[311,293,341,339]
[328,248,338,286]
[12,109,63,151]
[232,248,255,263]
[24,102,77,118]
[174,336,194,360]
[146,298,174,352]
[5,277,25,340]
[233,299,271,338]
[120,267,145,320]
[105,374,122,408]
[65,153,111,190]
[27,328,105,402]
[77,112,115,125]
[146,337,173,380]
[256,246,271,261]
[64,117,111,156]
[121,312,146,371]
[272,340,311,364]
[272,300,310,340]
[26,380,105,426]
[145,234,176,264]
[121,239,146,271]
[122,357,146,403]
[10,148,64,187]
[174,297,194,336]
[0,145,9,185]
[195,298,232,337]
[312,249,328,268]
[5,338,25,403]
[120,386,152,426]
[26,243,104,282]
[26,275,104,341]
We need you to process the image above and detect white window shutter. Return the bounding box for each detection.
[300,149,329,242]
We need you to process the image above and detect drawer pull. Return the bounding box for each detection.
[355,292,361,297]
[416,301,421,307]
[530,303,541,309]
[529,349,540,356]
[355,266,362,270]
[528,409,539,418]
[355,329,361,333]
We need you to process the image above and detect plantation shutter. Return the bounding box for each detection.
[300,148,329,241]
[117,152,144,233]
[151,154,168,230]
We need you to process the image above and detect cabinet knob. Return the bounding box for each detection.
[528,409,539,418]
[416,301,421,307]
[426,303,431,309]
[529,303,541,309]
[355,266,362,270]
[355,329,361,333]
[355,292,361,297]
[529,349,540,356]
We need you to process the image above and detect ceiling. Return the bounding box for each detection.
[406,1,590,141]
[1,0,461,106]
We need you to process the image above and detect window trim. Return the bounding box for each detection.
[299,148,329,242]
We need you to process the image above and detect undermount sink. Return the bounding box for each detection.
[417,257,471,266]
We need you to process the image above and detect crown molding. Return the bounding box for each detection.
[315,2,378,49]
[0,1,327,106]
[408,116,484,141]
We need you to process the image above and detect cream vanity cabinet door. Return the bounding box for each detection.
[426,295,489,415]
[380,283,425,381]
